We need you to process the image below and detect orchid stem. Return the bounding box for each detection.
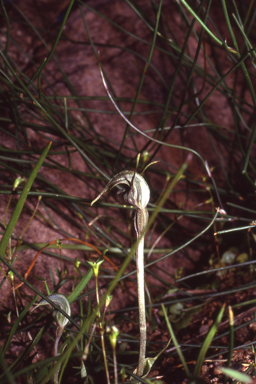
[135,207,148,377]
[53,326,63,384]
[136,227,146,376]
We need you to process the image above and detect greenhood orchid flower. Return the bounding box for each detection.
[91,170,150,209]
[91,170,150,377]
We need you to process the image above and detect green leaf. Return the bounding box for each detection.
[0,142,52,258]
[173,302,206,330]
[194,305,225,377]
[161,304,190,378]
[68,267,93,304]
[220,367,253,384]
[132,338,172,379]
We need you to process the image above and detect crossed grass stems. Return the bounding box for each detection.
[1,0,256,383]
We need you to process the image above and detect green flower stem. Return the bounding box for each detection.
[100,331,110,384]
[136,236,146,376]
[88,260,110,384]
[53,326,63,358]
[135,207,148,377]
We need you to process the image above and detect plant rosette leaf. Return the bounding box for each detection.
[131,338,172,380]
[159,301,207,330]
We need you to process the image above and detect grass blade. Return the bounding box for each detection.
[161,304,190,378]
[194,304,225,377]
[0,142,52,257]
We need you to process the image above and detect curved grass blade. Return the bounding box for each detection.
[0,296,37,358]
[0,355,15,384]
[220,367,253,384]
[161,304,190,378]
[193,304,225,378]
[0,142,52,258]
[179,0,234,50]
[114,0,163,167]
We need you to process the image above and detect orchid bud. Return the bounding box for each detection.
[34,294,71,329]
